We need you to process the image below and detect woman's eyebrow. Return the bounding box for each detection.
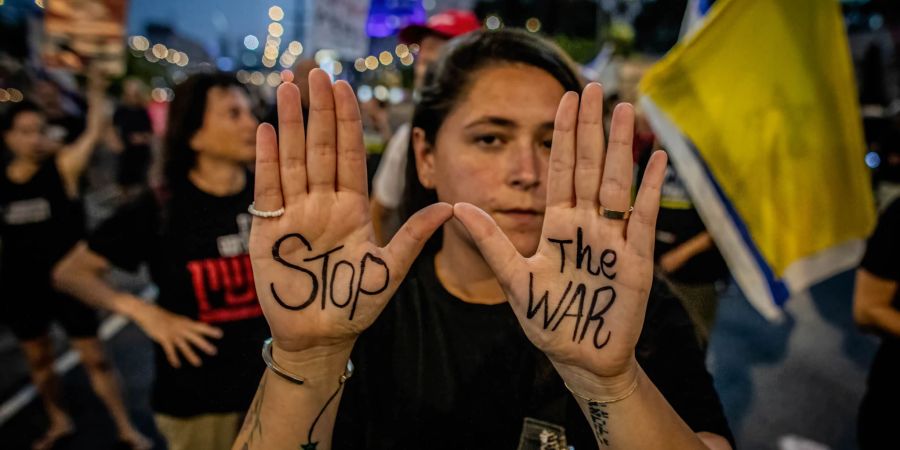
[463,116,517,129]
[537,121,554,131]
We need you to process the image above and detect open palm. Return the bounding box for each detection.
[455,83,667,385]
[249,70,452,354]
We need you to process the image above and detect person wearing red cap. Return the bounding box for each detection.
[370,9,481,245]
[398,9,482,88]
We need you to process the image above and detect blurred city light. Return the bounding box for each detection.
[486,15,502,30]
[287,41,303,56]
[268,22,284,38]
[354,58,367,72]
[526,18,541,33]
[357,85,373,102]
[378,51,393,66]
[269,6,285,21]
[244,35,259,50]
[865,151,881,169]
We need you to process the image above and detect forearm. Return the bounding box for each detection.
[665,232,713,265]
[233,343,353,450]
[853,269,900,337]
[858,305,900,337]
[57,92,108,177]
[559,363,725,450]
[682,232,713,255]
[53,246,143,318]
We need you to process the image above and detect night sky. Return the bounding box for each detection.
[127,0,298,53]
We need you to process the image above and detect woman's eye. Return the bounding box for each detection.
[541,139,553,150]
[475,135,508,148]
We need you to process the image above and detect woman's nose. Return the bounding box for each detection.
[508,142,540,190]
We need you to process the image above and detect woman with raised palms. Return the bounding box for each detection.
[235,29,733,450]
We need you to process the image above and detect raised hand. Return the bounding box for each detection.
[129,301,222,368]
[454,83,667,395]
[249,69,452,356]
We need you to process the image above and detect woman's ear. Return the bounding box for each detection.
[412,127,436,189]
[189,129,204,153]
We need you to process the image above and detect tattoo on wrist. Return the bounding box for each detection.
[270,233,389,320]
[529,227,617,348]
[588,401,611,447]
[300,379,347,450]
[240,372,268,449]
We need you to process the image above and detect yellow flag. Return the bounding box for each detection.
[639,0,875,320]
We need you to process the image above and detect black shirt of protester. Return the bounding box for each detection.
[333,255,733,449]
[113,105,153,187]
[858,198,900,447]
[641,152,728,285]
[0,160,84,272]
[87,178,268,417]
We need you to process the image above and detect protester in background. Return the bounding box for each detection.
[370,9,481,244]
[109,77,154,196]
[30,77,86,146]
[641,150,729,346]
[54,73,267,450]
[854,197,900,449]
[1,76,151,450]
[233,29,732,450]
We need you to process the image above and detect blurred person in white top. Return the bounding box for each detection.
[370,9,481,243]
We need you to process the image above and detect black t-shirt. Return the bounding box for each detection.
[87,179,268,417]
[861,199,900,299]
[113,106,153,186]
[652,162,728,284]
[113,105,153,141]
[46,113,86,145]
[860,198,900,391]
[0,159,85,276]
[333,256,733,449]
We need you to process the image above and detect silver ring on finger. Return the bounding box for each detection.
[599,205,633,220]
[248,202,285,218]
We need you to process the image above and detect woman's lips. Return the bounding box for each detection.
[495,209,544,226]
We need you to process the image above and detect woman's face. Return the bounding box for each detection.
[3,111,50,162]
[414,63,566,256]
[190,86,258,163]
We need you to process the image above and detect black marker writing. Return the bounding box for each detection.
[270,233,389,320]
[527,228,618,349]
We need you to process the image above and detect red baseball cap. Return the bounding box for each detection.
[398,9,481,44]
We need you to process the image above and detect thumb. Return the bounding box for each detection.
[452,202,522,282]
[383,202,454,276]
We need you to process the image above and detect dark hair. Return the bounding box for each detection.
[159,72,246,191]
[402,28,584,253]
[1,101,44,161]
[0,100,43,133]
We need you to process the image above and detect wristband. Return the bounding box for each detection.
[261,338,354,386]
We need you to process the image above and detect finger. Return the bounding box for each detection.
[253,123,283,212]
[384,202,454,277]
[192,322,224,339]
[277,82,307,201]
[175,339,202,367]
[547,92,579,209]
[160,341,180,369]
[599,103,636,227]
[334,80,368,195]
[305,69,337,192]
[452,202,523,284]
[627,150,667,259]
[574,83,605,209]
[183,332,218,356]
